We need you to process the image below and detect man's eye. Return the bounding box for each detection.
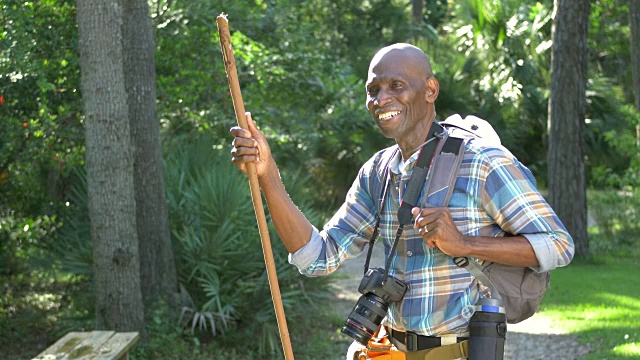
[391,82,403,89]
[368,88,379,95]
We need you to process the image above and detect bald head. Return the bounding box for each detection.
[365,43,440,153]
[368,43,433,80]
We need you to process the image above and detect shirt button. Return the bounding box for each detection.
[407,251,413,257]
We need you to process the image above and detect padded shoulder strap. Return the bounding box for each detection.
[423,136,465,208]
[422,133,509,299]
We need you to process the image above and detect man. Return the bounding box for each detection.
[229,43,574,360]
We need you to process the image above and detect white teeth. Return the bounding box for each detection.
[379,111,400,120]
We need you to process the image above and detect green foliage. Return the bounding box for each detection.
[0,211,61,275]
[152,0,430,207]
[130,301,209,360]
[1,0,84,216]
[1,1,85,289]
[163,134,333,357]
[32,133,340,358]
[438,0,639,186]
[443,1,554,172]
[131,299,349,360]
[587,190,640,258]
[589,0,633,102]
[42,168,93,277]
[0,270,93,360]
[584,77,634,173]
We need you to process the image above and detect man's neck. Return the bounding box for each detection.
[399,120,441,160]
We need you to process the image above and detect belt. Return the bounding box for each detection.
[390,329,469,352]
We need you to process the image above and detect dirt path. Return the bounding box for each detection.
[328,245,591,359]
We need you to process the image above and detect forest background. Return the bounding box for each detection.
[1,0,639,359]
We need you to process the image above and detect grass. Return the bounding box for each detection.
[538,256,640,359]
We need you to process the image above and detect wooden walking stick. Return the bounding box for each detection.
[216,14,295,360]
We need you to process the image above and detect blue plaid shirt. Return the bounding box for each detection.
[289,135,574,336]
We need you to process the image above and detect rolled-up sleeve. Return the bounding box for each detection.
[288,156,382,277]
[523,232,571,272]
[478,146,575,272]
[288,226,323,272]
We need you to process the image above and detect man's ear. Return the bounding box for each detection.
[425,77,440,103]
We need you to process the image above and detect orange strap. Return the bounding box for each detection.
[353,326,405,360]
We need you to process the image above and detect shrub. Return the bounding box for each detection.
[163,133,333,358]
[43,133,336,358]
[587,189,640,257]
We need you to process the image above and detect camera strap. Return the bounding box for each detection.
[362,151,394,275]
[363,122,448,281]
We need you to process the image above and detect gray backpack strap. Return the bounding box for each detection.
[424,133,506,303]
[454,256,503,301]
[420,135,505,294]
[423,136,465,206]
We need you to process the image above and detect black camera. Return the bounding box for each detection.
[341,268,408,345]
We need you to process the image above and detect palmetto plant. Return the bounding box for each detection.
[163,134,332,356]
[51,133,333,357]
[442,0,554,167]
[433,0,635,185]
[44,167,93,277]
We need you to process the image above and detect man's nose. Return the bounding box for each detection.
[374,89,392,107]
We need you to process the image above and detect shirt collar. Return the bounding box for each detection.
[389,147,420,177]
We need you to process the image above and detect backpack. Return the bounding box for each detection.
[437,114,549,324]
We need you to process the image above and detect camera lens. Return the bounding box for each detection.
[341,293,389,345]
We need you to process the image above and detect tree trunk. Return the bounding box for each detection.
[629,0,640,149]
[412,0,423,25]
[547,0,590,258]
[121,0,178,308]
[77,0,145,333]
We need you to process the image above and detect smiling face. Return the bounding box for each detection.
[366,44,439,155]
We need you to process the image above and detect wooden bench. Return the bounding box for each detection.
[33,331,139,360]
